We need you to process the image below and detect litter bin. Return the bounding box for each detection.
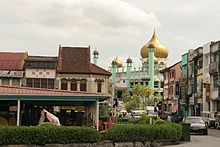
[181,123,190,141]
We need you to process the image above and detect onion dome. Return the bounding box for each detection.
[111,59,117,66]
[93,50,99,56]
[154,56,159,64]
[115,56,123,68]
[140,30,169,58]
[126,57,133,63]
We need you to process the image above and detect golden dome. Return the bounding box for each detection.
[140,30,168,58]
[154,56,158,64]
[112,56,123,68]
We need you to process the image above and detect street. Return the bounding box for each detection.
[166,129,220,147]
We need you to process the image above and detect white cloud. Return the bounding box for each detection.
[0,0,160,68]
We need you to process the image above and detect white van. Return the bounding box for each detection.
[131,110,146,118]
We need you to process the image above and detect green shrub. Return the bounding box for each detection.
[154,118,165,125]
[153,122,182,140]
[117,118,129,123]
[0,126,99,145]
[103,122,182,143]
[103,124,154,143]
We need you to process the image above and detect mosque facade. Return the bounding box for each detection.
[110,30,169,111]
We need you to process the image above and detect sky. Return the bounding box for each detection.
[1,0,220,70]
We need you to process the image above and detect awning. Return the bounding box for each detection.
[172,103,178,113]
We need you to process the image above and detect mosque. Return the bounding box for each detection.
[110,30,169,110]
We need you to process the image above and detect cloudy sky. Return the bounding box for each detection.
[1,0,220,69]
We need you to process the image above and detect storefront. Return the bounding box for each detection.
[0,85,110,130]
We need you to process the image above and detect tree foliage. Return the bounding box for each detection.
[123,84,162,112]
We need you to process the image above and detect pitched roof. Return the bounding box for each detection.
[0,52,27,70]
[57,46,90,73]
[57,46,111,76]
[90,63,111,76]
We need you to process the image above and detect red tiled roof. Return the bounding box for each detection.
[0,85,111,97]
[57,46,111,76]
[0,52,27,70]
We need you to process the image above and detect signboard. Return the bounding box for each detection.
[0,70,23,78]
[25,69,56,79]
[61,106,85,112]
[9,106,18,111]
[206,84,210,102]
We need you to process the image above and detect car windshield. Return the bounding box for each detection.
[186,118,204,124]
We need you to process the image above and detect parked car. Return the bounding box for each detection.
[185,116,208,135]
[201,111,216,128]
[214,113,220,129]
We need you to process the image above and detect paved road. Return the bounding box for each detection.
[165,129,220,147]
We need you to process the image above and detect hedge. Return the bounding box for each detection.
[0,122,182,145]
[103,122,182,143]
[0,125,99,145]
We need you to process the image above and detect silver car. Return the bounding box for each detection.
[185,116,208,135]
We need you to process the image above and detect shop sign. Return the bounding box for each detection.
[61,106,85,112]
[206,84,210,102]
[0,70,23,78]
[9,106,17,111]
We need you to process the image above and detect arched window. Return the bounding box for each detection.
[71,79,77,91]
[61,78,68,90]
[97,81,102,93]
[80,79,87,91]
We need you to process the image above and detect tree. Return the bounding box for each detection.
[123,84,154,112]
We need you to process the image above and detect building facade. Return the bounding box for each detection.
[161,61,181,114]
[0,46,111,129]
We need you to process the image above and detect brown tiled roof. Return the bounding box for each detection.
[90,63,111,76]
[0,52,27,70]
[0,85,111,98]
[57,46,111,76]
[57,46,90,73]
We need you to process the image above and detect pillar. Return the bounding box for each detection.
[148,44,155,88]
[17,99,21,126]
[96,100,99,131]
[126,62,132,90]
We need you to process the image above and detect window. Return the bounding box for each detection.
[26,78,33,87]
[198,60,203,69]
[25,61,56,69]
[71,79,77,91]
[34,79,40,88]
[12,78,20,86]
[97,81,101,93]
[48,79,54,89]
[80,79,87,91]
[61,79,68,90]
[41,79,47,88]
[214,75,218,89]
[213,53,218,62]
[1,78,10,85]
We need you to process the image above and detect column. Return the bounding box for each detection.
[17,99,21,126]
[96,100,99,131]
[148,44,155,88]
